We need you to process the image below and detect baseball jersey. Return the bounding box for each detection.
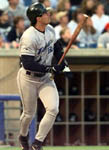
[20,24,56,66]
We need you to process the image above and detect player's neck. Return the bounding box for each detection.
[35,23,46,32]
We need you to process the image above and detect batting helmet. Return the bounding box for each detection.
[27,2,47,25]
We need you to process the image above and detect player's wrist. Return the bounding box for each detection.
[45,66,59,73]
[45,63,68,73]
[45,66,53,73]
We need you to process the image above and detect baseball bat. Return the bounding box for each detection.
[58,14,88,65]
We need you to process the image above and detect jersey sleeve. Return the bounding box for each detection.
[20,34,36,56]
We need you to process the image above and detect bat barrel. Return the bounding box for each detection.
[58,14,88,65]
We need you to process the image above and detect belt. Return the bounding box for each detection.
[26,71,45,77]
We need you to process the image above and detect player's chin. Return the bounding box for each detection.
[45,20,50,25]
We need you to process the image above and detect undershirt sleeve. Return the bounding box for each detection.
[54,40,68,67]
[21,55,50,73]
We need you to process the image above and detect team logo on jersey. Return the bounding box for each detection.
[38,40,53,55]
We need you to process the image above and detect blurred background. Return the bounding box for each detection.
[0,0,109,147]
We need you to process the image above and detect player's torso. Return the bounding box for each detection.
[21,25,55,66]
[34,26,55,65]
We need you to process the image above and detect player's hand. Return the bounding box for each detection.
[45,64,65,73]
[52,64,65,72]
[45,60,68,73]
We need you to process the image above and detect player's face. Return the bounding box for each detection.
[41,12,51,25]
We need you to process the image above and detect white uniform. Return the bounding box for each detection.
[20,25,56,65]
[17,25,59,142]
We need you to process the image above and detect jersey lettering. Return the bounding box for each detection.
[38,40,54,55]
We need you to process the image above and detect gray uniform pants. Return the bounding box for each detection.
[17,67,59,142]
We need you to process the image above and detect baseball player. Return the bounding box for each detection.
[17,2,68,150]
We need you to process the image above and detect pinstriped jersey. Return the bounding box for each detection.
[19,25,56,66]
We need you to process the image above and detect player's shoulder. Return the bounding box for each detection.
[46,24,54,30]
[22,26,36,38]
[20,26,37,45]
[46,24,55,34]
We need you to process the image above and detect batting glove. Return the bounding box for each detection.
[45,64,65,73]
